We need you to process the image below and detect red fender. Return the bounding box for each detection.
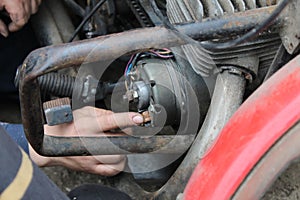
[184,55,300,200]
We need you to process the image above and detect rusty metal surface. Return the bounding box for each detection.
[19,5,283,156]
[177,5,282,41]
[43,135,195,156]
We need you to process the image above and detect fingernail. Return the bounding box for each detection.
[132,115,143,124]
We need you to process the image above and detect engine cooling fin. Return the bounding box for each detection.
[166,0,280,77]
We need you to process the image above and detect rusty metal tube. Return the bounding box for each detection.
[23,5,279,77]
[154,71,247,199]
[43,135,195,156]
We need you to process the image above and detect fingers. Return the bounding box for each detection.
[92,159,126,176]
[0,19,8,37]
[49,154,126,176]
[96,112,144,132]
[31,0,40,14]
[93,155,126,164]
[4,1,28,32]
[73,107,144,134]
[81,155,126,176]
[1,0,42,33]
[8,12,29,32]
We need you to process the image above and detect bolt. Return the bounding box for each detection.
[91,88,97,94]
[133,91,139,99]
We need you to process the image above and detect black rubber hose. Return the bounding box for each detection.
[38,73,75,97]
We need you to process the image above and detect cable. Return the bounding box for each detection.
[68,0,106,42]
[149,50,174,58]
[202,0,290,50]
[124,54,135,76]
[124,49,174,76]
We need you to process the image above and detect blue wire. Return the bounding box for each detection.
[126,63,133,76]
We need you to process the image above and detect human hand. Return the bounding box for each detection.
[30,106,144,176]
[0,0,42,37]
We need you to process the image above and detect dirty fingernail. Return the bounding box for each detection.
[133,115,143,124]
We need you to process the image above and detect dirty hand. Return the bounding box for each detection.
[0,0,42,37]
[30,106,144,176]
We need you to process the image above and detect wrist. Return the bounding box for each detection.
[29,144,53,167]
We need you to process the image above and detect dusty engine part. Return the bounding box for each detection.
[123,56,210,129]
[82,0,116,38]
[280,0,300,54]
[166,0,281,77]
[126,0,154,27]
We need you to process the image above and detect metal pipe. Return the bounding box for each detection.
[26,5,280,76]
[43,135,195,156]
[154,71,246,199]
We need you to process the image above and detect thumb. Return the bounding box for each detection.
[0,19,8,37]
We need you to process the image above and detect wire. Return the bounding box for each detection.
[202,0,290,50]
[149,50,174,58]
[124,54,135,76]
[126,63,134,75]
[125,53,140,76]
[153,48,172,54]
[124,49,174,76]
[68,0,106,42]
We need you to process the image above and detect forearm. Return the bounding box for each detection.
[29,144,53,167]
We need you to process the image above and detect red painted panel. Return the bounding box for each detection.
[184,55,300,200]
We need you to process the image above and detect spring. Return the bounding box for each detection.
[38,73,75,97]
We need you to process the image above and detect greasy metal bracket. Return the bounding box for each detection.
[19,6,283,156]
